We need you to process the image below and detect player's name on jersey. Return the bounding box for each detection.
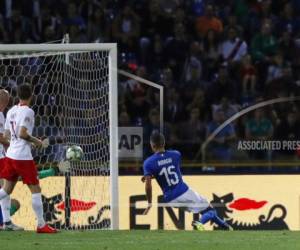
[157,158,172,166]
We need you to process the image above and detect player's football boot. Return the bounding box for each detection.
[192,221,205,231]
[3,222,24,231]
[36,224,58,234]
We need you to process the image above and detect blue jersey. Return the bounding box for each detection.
[143,150,189,202]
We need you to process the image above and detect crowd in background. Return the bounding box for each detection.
[1,0,300,163]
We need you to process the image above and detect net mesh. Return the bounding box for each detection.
[0,50,112,230]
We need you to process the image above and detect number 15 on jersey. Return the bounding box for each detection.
[159,165,179,187]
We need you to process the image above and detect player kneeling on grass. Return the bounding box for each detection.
[0,84,57,233]
[142,131,232,230]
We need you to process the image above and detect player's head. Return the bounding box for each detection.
[0,89,10,111]
[150,131,165,152]
[17,84,32,103]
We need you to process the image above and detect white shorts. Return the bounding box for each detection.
[167,188,209,213]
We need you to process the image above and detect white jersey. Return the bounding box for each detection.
[5,105,35,160]
[0,112,5,159]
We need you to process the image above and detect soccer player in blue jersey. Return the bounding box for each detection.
[142,131,231,230]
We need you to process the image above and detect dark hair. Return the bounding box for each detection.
[150,131,165,148]
[17,84,32,100]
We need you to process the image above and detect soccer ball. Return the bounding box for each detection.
[66,145,84,161]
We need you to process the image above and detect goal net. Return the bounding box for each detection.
[0,44,118,230]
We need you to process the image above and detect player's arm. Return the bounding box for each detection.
[19,126,43,148]
[143,176,152,215]
[141,175,154,182]
[142,160,153,215]
[18,109,49,149]
[0,130,10,147]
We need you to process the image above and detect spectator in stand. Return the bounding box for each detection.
[220,26,248,64]
[206,110,236,161]
[233,0,250,27]
[278,31,297,63]
[119,111,131,127]
[247,0,278,39]
[240,54,257,97]
[277,2,300,36]
[88,8,109,42]
[160,67,175,88]
[206,65,237,105]
[251,21,278,63]
[266,63,297,98]
[179,107,206,159]
[266,53,285,84]
[112,5,140,53]
[212,97,239,121]
[165,22,188,79]
[274,111,300,159]
[165,88,184,123]
[8,9,32,43]
[182,55,202,88]
[35,5,62,42]
[186,88,205,117]
[224,14,243,37]
[245,109,273,159]
[125,94,150,124]
[189,0,205,17]
[139,0,173,43]
[202,29,221,80]
[195,4,223,38]
[64,2,86,30]
[181,41,203,88]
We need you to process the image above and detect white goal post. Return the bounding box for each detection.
[0,43,119,230]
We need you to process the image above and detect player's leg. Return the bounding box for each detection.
[210,211,232,230]
[27,184,57,233]
[0,158,23,230]
[168,189,208,230]
[0,180,23,230]
[18,159,57,233]
[27,184,45,227]
[183,189,232,230]
[0,198,20,229]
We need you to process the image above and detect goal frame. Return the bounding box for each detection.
[0,43,119,230]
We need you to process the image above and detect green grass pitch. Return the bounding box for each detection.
[0,230,298,250]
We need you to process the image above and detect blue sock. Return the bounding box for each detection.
[200,210,215,224]
[200,208,230,229]
[0,206,3,225]
[211,213,230,229]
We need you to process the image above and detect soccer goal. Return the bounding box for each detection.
[0,43,119,230]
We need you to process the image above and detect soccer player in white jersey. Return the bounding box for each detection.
[0,84,57,233]
[0,89,23,231]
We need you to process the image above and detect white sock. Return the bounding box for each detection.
[32,193,45,228]
[0,195,11,223]
[0,188,8,200]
